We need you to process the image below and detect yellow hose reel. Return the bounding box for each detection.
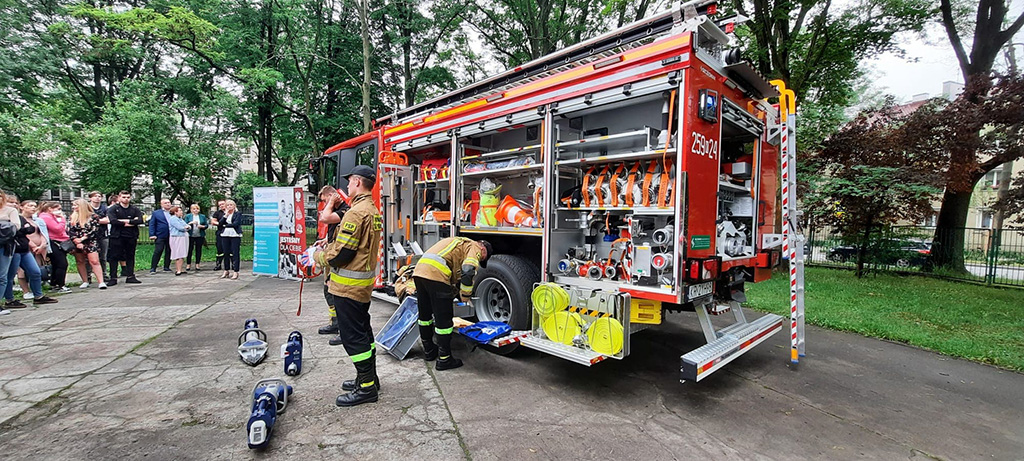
[532,282,569,316]
[541,312,583,345]
[586,317,624,355]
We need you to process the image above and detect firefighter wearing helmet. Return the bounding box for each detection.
[313,164,383,407]
[412,237,492,370]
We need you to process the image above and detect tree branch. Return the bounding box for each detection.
[940,0,971,79]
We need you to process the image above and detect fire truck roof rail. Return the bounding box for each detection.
[378,0,718,126]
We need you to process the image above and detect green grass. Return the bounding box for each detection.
[745,267,1024,371]
[132,242,254,269]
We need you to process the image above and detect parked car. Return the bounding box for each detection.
[827,239,931,268]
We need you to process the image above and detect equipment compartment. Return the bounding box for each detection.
[546,92,679,293]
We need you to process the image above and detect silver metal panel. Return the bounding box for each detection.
[520,335,608,366]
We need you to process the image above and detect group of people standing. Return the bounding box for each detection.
[143,199,243,278]
[0,189,248,316]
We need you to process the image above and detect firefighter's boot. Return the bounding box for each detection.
[343,349,381,392]
[336,357,379,407]
[435,332,462,371]
[419,321,438,360]
[318,316,339,335]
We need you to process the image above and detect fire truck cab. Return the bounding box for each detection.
[314,0,803,382]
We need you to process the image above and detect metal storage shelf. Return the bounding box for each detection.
[718,181,750,193]
[461,163,543,178]
[459,225,543,236]
[555,128,648,149]
[558,206,674,215]
[414,178,449,185]
[414,220,451,227]
[464,144,542,160]
[554,148,676,166]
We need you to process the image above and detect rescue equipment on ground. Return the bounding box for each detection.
[238,319,269,366]
[457,321,512,344]
[246,378,293,450]
[495,195,536,227]
[281,331,303,376]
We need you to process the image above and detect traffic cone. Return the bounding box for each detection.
[496,195,535,227]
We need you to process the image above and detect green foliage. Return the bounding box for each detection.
[727,0,934,109]
[464,0,608,67]
[231,171,274,210]
[0,111,65,200]
[745,267,1024,371]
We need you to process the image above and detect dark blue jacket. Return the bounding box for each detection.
[148,210,170,239]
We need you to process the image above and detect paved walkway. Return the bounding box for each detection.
[0,267,1021,460]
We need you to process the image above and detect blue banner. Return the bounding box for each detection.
[252,187,281,275]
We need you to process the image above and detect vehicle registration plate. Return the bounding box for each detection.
[687,282,714,300]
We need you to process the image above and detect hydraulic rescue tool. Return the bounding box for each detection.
[281,331,303,376]
[238,319,269,366]
[246,378,293,449]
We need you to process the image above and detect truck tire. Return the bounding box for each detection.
[473,254,538,331]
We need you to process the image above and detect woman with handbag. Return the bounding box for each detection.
[3,195,58,307]
[38,202,72,294]
[219,200,243,280]
[68,198,107,289]
[1,190,24,313]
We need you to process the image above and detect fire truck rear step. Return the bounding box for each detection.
[680,313,784,382]
[520,335,610,366]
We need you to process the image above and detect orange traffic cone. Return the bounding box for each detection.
[496,195,536,227]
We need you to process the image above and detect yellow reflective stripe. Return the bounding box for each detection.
[330,272,375,286]
[459,283,473,293]
[336,234,359,246]
[418,319,434,326]
[435,327,453,335]
[360,380,376,388]
[436,238,462,257]
[350,343,375,362]
[420,254,451,277]
[464,257,480,267]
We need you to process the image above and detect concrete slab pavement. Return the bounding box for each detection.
[0,267,1021,460]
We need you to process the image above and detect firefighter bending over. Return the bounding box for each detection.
[412,237,492,371]
[313,165,383,407]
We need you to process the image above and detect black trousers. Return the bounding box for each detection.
[151,237,170,270]
[323,283,337,320]
[223,237,241,271]
[186,236,204,264]
[333,293,374,363]
[413,276,455,356]
[97,237,108,269]
[48,242,70,288]
[215,234,224,269]
[107,236,138,277]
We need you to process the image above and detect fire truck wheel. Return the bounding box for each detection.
[473,254,538,330]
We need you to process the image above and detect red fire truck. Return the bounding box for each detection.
[311,0,806,382]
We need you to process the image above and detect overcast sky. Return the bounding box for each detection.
[871,0,1024,101]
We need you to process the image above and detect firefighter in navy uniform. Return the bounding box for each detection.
[412,237,492,371]
[313,165,383,407]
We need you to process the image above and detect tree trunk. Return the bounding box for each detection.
[359,0,372,132]
[926,189,972,274]
[855,218,872,278]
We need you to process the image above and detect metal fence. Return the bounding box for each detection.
[805,225,1024,288]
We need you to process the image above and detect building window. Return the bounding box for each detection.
[979,210,993,229]
[920,214,938,227]
[982,169,1002,189]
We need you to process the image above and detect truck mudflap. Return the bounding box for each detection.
[680,313,784,382]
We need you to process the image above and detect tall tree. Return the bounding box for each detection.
[464,0,607,67]
[728,0,932,108]
[806,101,943,277]
[926,0,1024,271]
